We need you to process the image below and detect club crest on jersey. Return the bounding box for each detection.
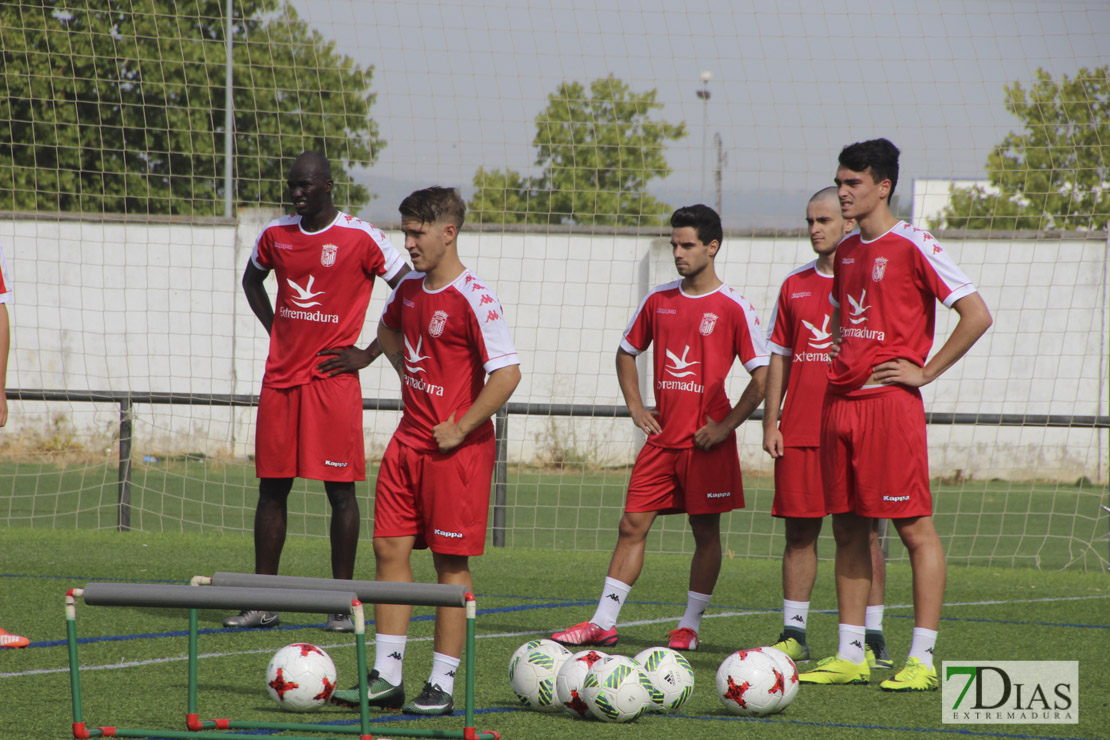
[321,244,338,267]
[428,310,448,337]
[872,257,888,282]
[699,312,719,336]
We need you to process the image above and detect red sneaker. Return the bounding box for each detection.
[667,627,699,651]
[0,628,29,649]
[551,621,619,647]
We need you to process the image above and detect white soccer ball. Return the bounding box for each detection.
[716,648,786,716]
[508,639,572,712]
[581,654,652,723]
[556,649,611,718]
[633,646,695,712]
[755,645,799,710]
[266,643,337,712]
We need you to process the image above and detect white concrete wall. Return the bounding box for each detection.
[1,213,1106,482]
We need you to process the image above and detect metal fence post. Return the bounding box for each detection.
[493,407,508,547]
[118,398,132,531]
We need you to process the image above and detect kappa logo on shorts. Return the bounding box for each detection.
[434,529,463,539]
[324,460,348,468]
[883,495,910,502]
[705,491,731,499]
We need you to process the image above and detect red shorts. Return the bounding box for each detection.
[255,374,365,481]
[373,435,496,556]
[819,387,931,518]
[772,447,826,518]
[625,437,744,515]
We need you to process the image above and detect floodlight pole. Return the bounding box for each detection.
[696,72,712,198]
[714,132,726,215]
[223,0,234,218]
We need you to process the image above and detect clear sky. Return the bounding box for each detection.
[287,0,1109,228]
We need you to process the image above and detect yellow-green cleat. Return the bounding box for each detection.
[880,657,938,691]
[771,633,810,662]
[797,655,870,685]
[865,644,894,669]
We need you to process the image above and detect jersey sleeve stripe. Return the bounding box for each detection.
[768,340,791,356]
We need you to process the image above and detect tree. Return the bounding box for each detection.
[0,1,383,215]
[469,76,685,226]
[934,67,1110,231]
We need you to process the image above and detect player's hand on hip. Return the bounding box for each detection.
[827,338,842,360]
[871,358,928,387]
[631,407,661,436]
[694,415,728,451]
[762,428,785,458]
[433,411,465,452]
[315,346,370,376]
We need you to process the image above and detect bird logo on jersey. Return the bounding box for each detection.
[846,289,871,325]
[664,346,700,378]
[872,257,888,282]
[287,275,324,308]
[320,244,338,267]
[404,335,430,374]
[429,310,448,337]
[699,312,719,336]
[803,314,833,349]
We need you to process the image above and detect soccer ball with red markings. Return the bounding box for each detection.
[508,639,573,712]
[715,649,786,716]
[265,643,337,712]
[556,649,611,718]
[754,645,799,710]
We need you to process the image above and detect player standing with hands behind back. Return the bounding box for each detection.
[798,139,992,691]
[330,187,520,716]
[763,187,892,667]
[551,204,768,652]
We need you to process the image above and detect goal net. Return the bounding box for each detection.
[1,0,1106,571]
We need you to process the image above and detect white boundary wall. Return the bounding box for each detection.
[1,212,1106,482]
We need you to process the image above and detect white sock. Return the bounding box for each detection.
[783,599,809,634]
[865,605,884,632]
[677,590,712,632]
[428,652,461,695]
[908,627,938,669]
[837,623,866,665]
[589,577,631,630]
[373,633,407,685]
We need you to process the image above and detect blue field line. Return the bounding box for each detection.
[138,706,1091,740]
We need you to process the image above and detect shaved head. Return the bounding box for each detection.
[292,150,332,181]
[809,186,839,206]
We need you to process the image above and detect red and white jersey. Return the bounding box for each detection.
[381,269,519,453]
[828,221,977,395]
[621,281,769,450]
[251,211,405,388]
[0,242,11,303]
[767,260,833,447]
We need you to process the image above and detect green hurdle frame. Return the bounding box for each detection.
[65,575,499,740]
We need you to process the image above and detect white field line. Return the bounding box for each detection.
[3,592,1107,680]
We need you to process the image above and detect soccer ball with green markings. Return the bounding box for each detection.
[581,654,652,723]
[508,639,572,712]
[633,646,695,712]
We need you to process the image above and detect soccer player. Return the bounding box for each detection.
[330,186,520,715]
[0,243,27,650]
[550,204,768,652]
[763,187,891,668]
[229,151,409,631]
[798,139,992,691]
